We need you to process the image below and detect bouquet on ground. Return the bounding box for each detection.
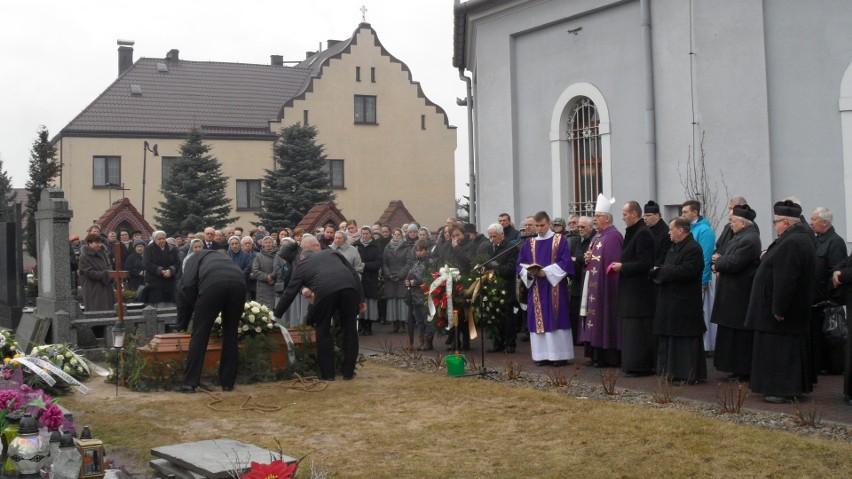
[30,344,91,382]
[470,273,512,340]
[213,301,277,339]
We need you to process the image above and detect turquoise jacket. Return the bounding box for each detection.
[690,216,716,286]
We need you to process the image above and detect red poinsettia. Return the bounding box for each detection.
[241,460,297,479]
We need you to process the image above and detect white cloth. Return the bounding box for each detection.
[530,329,575,361]
[703,278,717,351]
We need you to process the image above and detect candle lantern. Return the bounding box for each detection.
[7,413,50,478]
[51,431,82,479]
[76,426,106,479]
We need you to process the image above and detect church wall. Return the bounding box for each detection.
[271,26,457,231]
[763,0,852,240]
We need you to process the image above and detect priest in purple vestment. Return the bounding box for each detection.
[580,194,624,368]
[517,211,575,366]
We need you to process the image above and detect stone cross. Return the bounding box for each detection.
[109,243,129,324]
[361,4,367,22]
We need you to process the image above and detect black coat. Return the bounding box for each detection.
[479,239,519,294]
[710,225,761,329]
[125,252,145,290]
[568,231,594,297]
[652,234,705,336]
[648,219,672,265]
[274,249,364,318]
[142,242,181,303]
[383,243,413,298]
[813,226,847,303]
[177,249,245,326]
[745,223,816,334]
[446,237,475,275]
[356,240,382,299]
[616,221,656,317]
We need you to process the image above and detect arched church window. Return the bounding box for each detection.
[567,97,602,216]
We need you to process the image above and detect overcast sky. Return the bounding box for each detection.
[0,0,469,197]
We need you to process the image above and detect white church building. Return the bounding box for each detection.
[453,0,852,244]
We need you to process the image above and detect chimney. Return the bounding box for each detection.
[117,39,135,76]
[327,39,341,48]
[305,51,317,59]
[270,55,284,66]
[166,49,180,62]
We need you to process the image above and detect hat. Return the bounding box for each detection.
[132,239,147,249]
[643,201,660,215]
[463,223,477,234]
[130,229,142,236]
[732,204,757,222]
[595,193,616,214]
[773,200,801,218]
[70,235,80,242]
[407,224,419,233]
[552,217,566,227]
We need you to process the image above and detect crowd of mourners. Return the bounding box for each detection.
[69,195,852,405]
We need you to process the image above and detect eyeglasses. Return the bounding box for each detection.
[772,219,786,225]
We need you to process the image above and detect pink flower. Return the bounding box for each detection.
[39,402,64,431]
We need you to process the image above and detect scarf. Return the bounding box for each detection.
[347,230,360,244]
[388,237,405,251]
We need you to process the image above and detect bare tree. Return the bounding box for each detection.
[678,131,728,230]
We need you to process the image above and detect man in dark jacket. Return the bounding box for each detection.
[710,204,761,381]
[175,249,246,393]
[643,201,671,264]
[746,200,816,403]
[650,216,706,385]
[274,235,365,381]
[498,213,521,244]
[809,206,848,374]
[611,201,657,376]
[478,223,520,353]
[830,251,852,406]
[568,216,595,345]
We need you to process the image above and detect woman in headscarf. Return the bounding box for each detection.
[382,227,414,333]
[78,233,115,311]
[252,235,278,309]
[280,234,310,327]
[182,238,204,270]
[142,230,181,307]
[357,226,382,335]
[273,237,296,307]
[125,239,148,292]
[332,230,364,272]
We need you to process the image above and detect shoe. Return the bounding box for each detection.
[343,373,356,381]
[173,385,196,394]
[198,380,215,391]
[534,360,551,367]
[486,347,505,353]
[222,386,234,392]
[505,346,516,354]
[551,360,569,367]
[764,395,792,404]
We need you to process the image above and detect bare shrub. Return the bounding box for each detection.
[793,399,823,428]
[504,360,523,381]
[716,382,748,414]
[652,375,680,404]
[378,339,396,355]
[600,368,619,395]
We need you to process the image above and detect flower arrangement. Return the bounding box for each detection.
[241,459,297,479]
[213,301,277,339]
[422,265,472,330]
[0,330,19,361]
[471,274,512,340]
[30,344,91,382]
[0,382,65,431]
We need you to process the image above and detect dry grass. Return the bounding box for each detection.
[64,361,852,478]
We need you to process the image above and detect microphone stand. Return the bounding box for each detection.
[461,237,529,379]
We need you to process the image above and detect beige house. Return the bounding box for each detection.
[54,23,456,237]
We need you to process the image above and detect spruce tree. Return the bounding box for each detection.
[24,127,61,259]
[0,156,16,223]
[154,129,237,234]
[256,124,334,230]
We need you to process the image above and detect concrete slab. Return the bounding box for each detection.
[149,458,206,479]
[150,439,296,479]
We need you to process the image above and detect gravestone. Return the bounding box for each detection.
[150,439,296,479]
[14,313,51,354]
[34,189,80,344]
[0,203,25,329]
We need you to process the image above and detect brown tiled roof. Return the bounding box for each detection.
[59,57,313,138]
[376,200,416,228]
[295,201,346,232]
[94,197,154,238]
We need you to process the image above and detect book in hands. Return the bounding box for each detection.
[520,263,543,270]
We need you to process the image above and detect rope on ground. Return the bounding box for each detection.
[202,390,283,413]
[280,373,329,392]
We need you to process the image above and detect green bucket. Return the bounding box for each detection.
[446,354,465,377]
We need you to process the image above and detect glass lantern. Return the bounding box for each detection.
[7,413,49,478]
[76,426,106,479]
[51,431,82,479]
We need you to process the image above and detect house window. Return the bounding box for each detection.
[303,110,309,126]
[161,156,179,185]
[236,180,262,210]
[421,114,426,130]
[356,66,361,82]
[93,156,121,187]
[354,95,377,124]
[370,67,376,83]
[567,97,602,216]
[328,160,345,188]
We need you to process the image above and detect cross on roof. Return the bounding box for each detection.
[361,4,368,22]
